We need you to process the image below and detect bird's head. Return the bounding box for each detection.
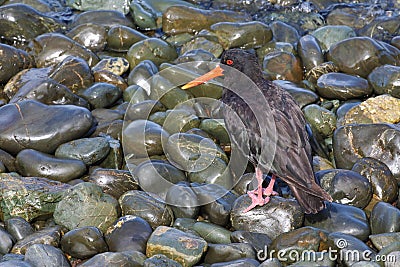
[182,49,262,90]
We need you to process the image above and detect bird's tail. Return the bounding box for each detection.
[289,183,332,214]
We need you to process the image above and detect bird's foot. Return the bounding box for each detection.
[261,188,279,197]
[243,190,272,213]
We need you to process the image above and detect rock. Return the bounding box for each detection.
[127,38,178,69]
[0,100,93,155]
[54,182,119,232]
[311,25,356,51]
[0,174,70,222]
[305,202,370,241]
[230,230,272,252]
[60,226,108,259]
[66,0,130,14]
[162,109,199,133]
[210,21,272,49]
[333,123,400,180]
[230,195,304,240]
[166,182,199,219]
[146,226,207,267]
[5,217,34,241]
[105,215,152,254]
[66,23,107,52]
[327,37,397,78]
[107,25,148,52]
[92,57,130,76]
[368,64,400,98]
[125,100,166,121]
[188,157,233,189]
[199,119,230,144]
[144,254,183,267]
[192,221,231,244]
[351,157,398,203]
[262,51,303,83]
[0,228,14,254]
[297,35,324,71]
[271,21,300,46]
[316,73,372,100]
[370,201,400,235]
[88,168,139,199]
[119,190,174,229]
[0,260,32,267]
[78,251,145,267]
[180,37,224,58]
[162,5,250,35]
[273,80,319,108]
[55,137,110,165]
[0,44,33,83]
[127,59,158,92]
[343,94,400,125]
[24,244,69,267]
[11,226,62,254]
[204,243,256,264]
[79,83,122,109]
[123,85,150,103]
[70,10,134,28]
[303,104,336,138]
[27,33,99,67]
[93,69,128,91]
[370,232,400,250]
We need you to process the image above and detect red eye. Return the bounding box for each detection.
[226,59,234,65]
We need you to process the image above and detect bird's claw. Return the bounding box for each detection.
[243,191,273,213]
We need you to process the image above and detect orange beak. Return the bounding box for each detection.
[181,65,224,89]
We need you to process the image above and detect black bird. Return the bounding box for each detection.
[182,49,332,214]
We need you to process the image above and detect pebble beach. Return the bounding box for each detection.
[0,0,399,266]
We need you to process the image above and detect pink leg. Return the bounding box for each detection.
[262,174,279,197]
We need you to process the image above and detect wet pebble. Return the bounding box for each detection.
[0,100,93,154]
[125,100,165,121]
[60,226,108,259]
[303,104,336,138]
[188,157,233,189]
[70,10,134,28]
[54,182,119,232]
[144,254,182,267]
[146,226,207,266]
[273,80,319,108]
[370,232,400,250]
[78,251,144,267]
[305,202,370,241]
[92,57,130,76]
[199,119,230,144]
[0,174,70,222]
[0,260,32,267]
[24,244,69,267]
[311,25,356,51]
[16,149,86,183]
[204,243,256,264]
[192,221,231,244]
[11,226,62,254]
[107,25,148,52]
[0,44,33,84]
[105,215,152,254]
[230,195,304,240]
[316,72,372,100]
[271,21,300,46]
[297,34,324,71]
[262,51,303,83]
[93,69,128,91]
[79,83,122,109]
[5,217,34,242]
[66,23,107,52]
[368,64,400,98]
[230,230,272,252]
[166,182,199,219]
[370,201,400,234]
[0,228,14,254]
[67,0,130,14]
[180,37,224,58]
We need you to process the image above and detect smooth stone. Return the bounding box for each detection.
[336,100,361,121]
[0,44,33,83]
[0,260,32,267]
[79,83,122,109]
[162,5,250,35]
[165,133,227,172]
[146,226,207,267]
[370,201,400,234]
[5,217,33,242]
[343,94,400,125]
[262,51,303,83]
[312,156,334,172]
[305,202,370,241]
[0,149,16,172]
[175,49,216,63]
[259,258,282,267]
[376,242,400,267]
[311,25,356,51]
[66,23,107,52]
[92,57,130,76]
[368,64,400,98]
[11,226,61,254]
[230,231,272,252]
[316,72,372,100]
[127,38,178,69]
[352,157,398,203]
[327,37,397,78]
[193,221,231,244]
[0,254,25,262]
[271,21,300,46]
[91,119,123,141]
[392,36,400,49]
[327,232,376,266]
[27,33,99,67]
[96,136,123,169]
[166,182,199,219]
[89,168,139,199]
[199,119,230,144]
[0,174,70,222]
[0,100,93,155]
[303,104,336,138]
[24,244,69,267]
[105,215,152,254]
[162,109,199,134]
[93,69,128,91]
[172,218,197,232]
[144,254,182,267]
[91,108,124,125]
[78,251,143,267]
[125,100,166,121]
[370,232,400,250]
[55,137,110,165]
[0,228,14,254]
[318,169,372,209]
[333,123,400,180]
[231,195,304,240]
[107,25,148,52]
[132,160,187,200]
[66,0,130,14]
[272,80,319,108]
[54,182,119,232]
[204,243,256,264]
[119,190,174,229]
[123,85,150,103]
[180,37,224,58]
[123,120,170,158]
[0,4,63,47]
[60,226,107,259]
[297,35,324,71]
[16,149,86,183]
[188,157,233,189]
[210,21,272,49]
[210,258,259,267]
[70,10,134,28]
[127,60,158,93]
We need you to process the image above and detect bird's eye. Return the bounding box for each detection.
[226,59,234,65]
